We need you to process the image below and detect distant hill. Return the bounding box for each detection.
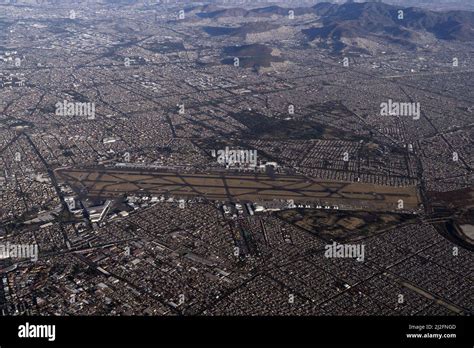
[304,2,474,51]
[203,22,281,38]
[197,5,314,19]
[197,7,249,19]
[221,44,283,70]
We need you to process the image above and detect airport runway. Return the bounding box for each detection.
[56,167,420,211]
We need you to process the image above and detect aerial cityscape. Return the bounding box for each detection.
[0,0,472,324]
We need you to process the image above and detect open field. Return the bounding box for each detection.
[278,209,416,242]
[56,167,420,211]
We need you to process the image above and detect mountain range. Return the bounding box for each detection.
[197,2,474,53]
[305,2,474,48]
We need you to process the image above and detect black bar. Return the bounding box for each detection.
[0,316,472,346]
